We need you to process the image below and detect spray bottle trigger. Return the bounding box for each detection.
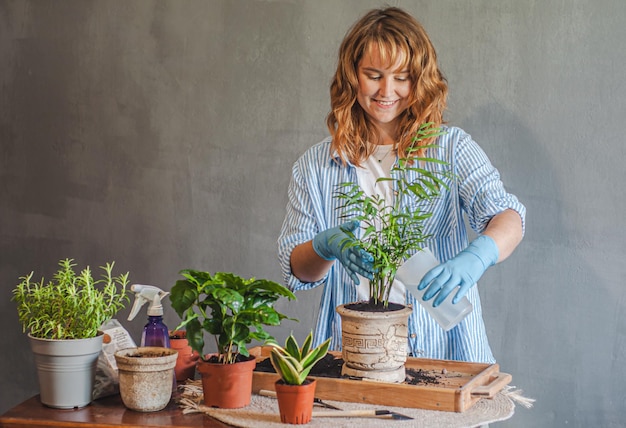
[128,294,148,321]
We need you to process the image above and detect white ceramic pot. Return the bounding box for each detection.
[336,303,412,383]
[114,347,178,412]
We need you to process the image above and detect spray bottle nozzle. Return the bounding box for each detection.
[128,284,170,321]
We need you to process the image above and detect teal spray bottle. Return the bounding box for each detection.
[128,284,171,348]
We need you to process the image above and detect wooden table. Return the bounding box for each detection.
[0,394,231,428]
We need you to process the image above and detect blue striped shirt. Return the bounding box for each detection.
[277,126,526,363]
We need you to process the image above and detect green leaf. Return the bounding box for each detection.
[301,332,312,356]
[170,280,199,316]
[270,350,302,385]
[285,334,301,359]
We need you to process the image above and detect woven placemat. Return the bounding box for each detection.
[178,381,524,428]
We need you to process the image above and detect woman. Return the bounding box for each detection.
[277,7,525,363]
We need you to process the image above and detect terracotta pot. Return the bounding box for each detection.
[168,331,198,383]
[197,355,256,408]
[274,379,316,425]
[336,303,412,383]
[114,347,178,412]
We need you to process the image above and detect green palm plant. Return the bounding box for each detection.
[268,331,331,385]
[335,123,452,307]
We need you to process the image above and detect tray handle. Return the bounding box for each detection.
[470,372,512,398]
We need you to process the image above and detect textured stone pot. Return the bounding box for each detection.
[28,333,104,409]
[336,303,412,383]
[115,347,178,412]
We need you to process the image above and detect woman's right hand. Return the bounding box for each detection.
[312,220,375,285]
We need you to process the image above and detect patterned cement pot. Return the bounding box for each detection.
[336,303,412,383]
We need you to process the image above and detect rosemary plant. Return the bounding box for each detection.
[335,123,452,307]
[12,258,129,339]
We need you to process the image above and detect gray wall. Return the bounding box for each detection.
[1,1,624,426]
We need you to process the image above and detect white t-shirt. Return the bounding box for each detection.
[354,145,406,304]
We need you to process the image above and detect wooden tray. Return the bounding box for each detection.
[250,346,511,413]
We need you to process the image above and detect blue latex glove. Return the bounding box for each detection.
[418,235,499,307]
[312,220,374,285]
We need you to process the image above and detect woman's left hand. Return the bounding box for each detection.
[418,235,499,307]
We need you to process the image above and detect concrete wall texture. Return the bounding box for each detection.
[2,1,625,426]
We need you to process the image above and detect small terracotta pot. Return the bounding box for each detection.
[274,379,317,424]
[168,331,198,382]
[197,355,256,409]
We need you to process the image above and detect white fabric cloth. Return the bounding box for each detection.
[179,391,515,428]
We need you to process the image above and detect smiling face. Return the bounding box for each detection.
[356,46,412,143]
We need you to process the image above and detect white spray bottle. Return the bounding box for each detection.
[128,284,171,348]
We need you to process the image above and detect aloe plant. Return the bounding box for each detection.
[336,123,452,308]
[12,258,129,340]
[170,270,296,364]
[268,331,331,385]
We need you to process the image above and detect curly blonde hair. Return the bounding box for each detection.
[326,7,448,166]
